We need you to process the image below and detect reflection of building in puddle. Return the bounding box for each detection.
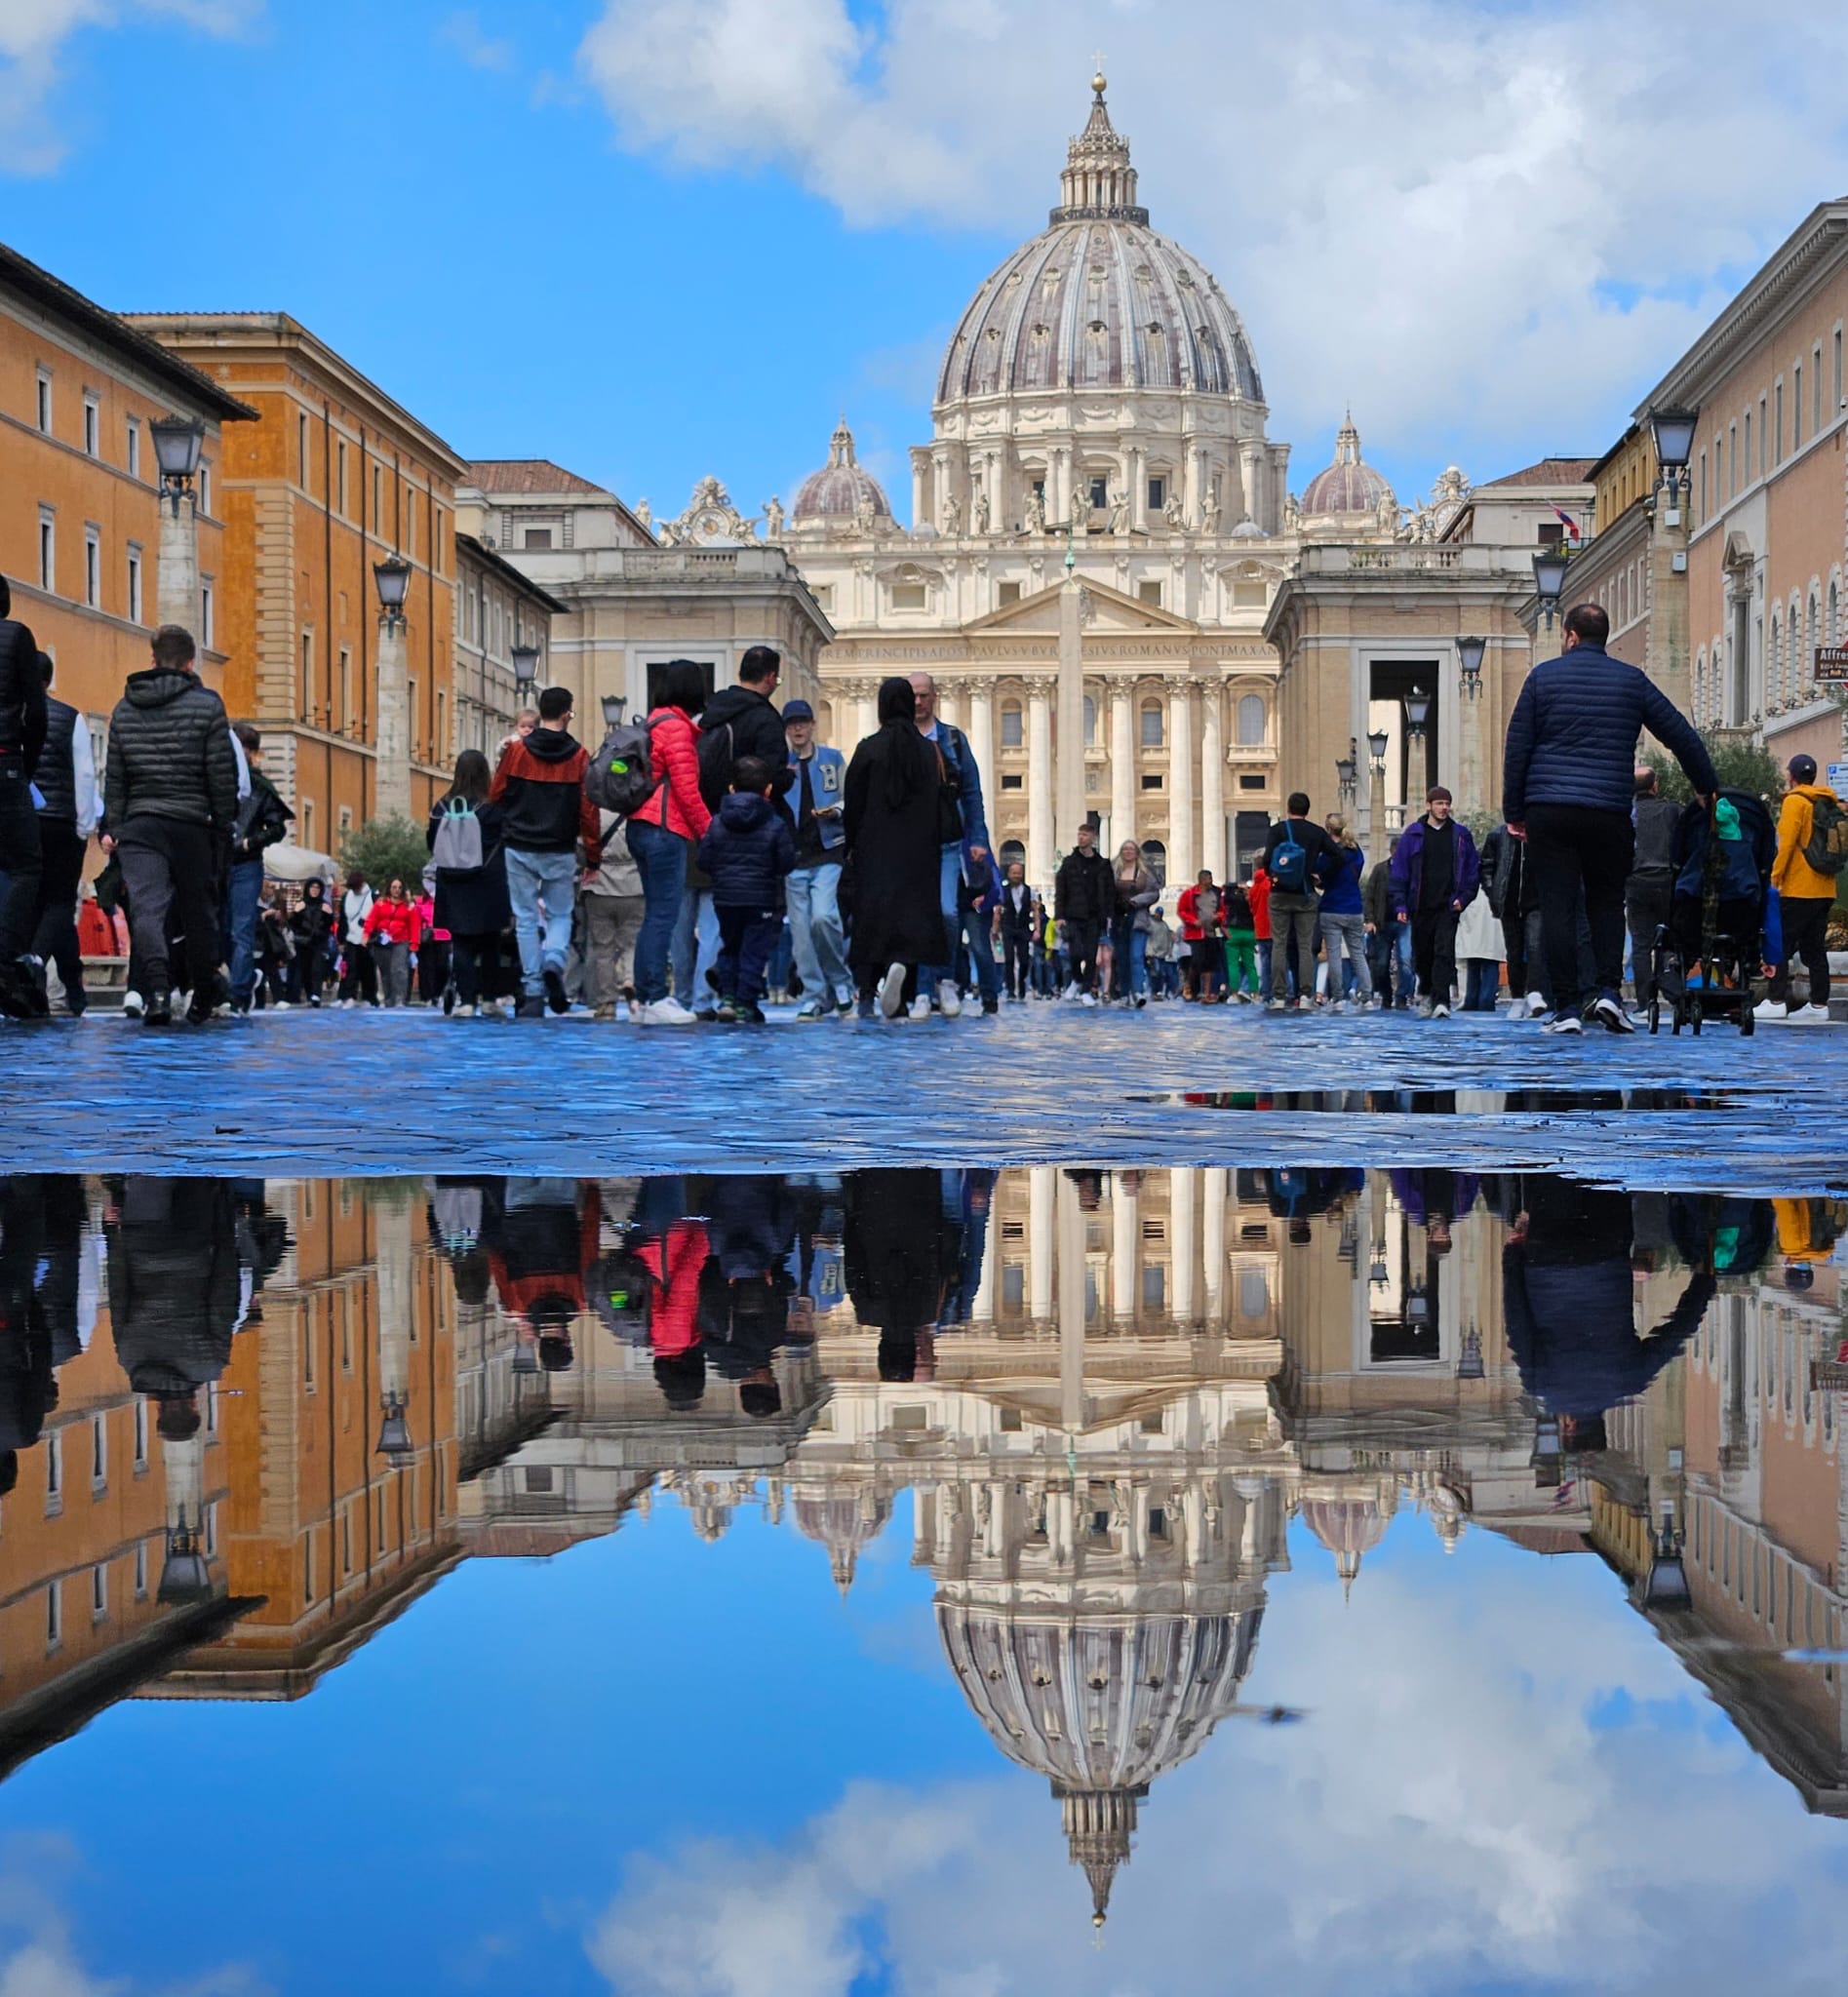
[148,1183,463,1703]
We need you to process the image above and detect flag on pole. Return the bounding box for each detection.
[1552,505,1583,543]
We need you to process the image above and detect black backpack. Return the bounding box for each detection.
[1802,793,1848,876]
[585,718,659,816]
[696,719,737,813]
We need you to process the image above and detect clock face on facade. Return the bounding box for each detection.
[702,515,721,535]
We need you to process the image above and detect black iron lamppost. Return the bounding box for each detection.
[602,692,628,730]
[1532,547,1571,631]
[1457,635,1486,700]
[511,644,540,697]
[1647,405,1700,508]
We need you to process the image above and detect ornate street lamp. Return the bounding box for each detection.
[1638,1505,1691,1609]
[601,692,628,730]
[149,413,205,516]
[1367,726,1389,769]
[511,643,540,694]
[1648,404,1700,507]
[1456,1327,1485,1380]
[373,554,412,632]
[1336,741,1357,807]
[1457,636,1486,699]
[1532,546,1571,630]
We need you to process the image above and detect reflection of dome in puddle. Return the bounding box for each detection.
[793,1486,893,1596]
[1300,1485,1396,1593]
[938,1600,1265,1923]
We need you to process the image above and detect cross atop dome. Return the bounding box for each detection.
[1052,68,1148,225]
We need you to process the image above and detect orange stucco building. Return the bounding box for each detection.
[1,242,250,742]
[125,314,466,855]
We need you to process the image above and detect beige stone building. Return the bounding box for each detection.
[459,459,832,723]
[452,529,568,759]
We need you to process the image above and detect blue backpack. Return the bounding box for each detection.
[1271,824,1309,894]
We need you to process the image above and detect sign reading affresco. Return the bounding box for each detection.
[1817,646,1848,681]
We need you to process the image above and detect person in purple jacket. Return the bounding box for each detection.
[1388,786,1480,1019]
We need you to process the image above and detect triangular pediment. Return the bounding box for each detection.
[964,576,1199,637]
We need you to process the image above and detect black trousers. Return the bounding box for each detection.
[1001,927,1032,998]
[1063,918,1100,991]
[339,941,378,1003]
[117,818,221,999]
[1625,874,1673,1003]
[1773,894,1833,1007]
[1525,804,1632,1013]
[715,904,781,1005]
[30,816,86,1011]
[0,758,43,959]
[1411,908,1459,1001]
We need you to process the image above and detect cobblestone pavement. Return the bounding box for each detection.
[7,1000,1847,1186]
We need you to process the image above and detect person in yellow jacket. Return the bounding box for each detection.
[1757,753,1844,1022]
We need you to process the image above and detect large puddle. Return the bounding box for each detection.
[3,1167,1846,1992]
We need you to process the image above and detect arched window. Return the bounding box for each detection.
[1694,647,1707,725]
[1829,577,1840,646]
[1082,694,1097,746]
[999,838,1026,872]
[1808,592,1821,687]
[1140,838,1167,884]
[1140,701,1163,748]
[1238,693,1266,746]
[1001,702,1023,749]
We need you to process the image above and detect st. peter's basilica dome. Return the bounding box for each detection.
[792,414,892,526]
[934,75,1263,408]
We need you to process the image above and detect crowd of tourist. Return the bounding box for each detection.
[1,580,1841,1033]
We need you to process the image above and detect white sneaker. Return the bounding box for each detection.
[908,995,933,1022]
[1062,981,1080,1001]
[1081,991,1098,1007]
[122,990,145,1018]
[795,998,824,1020]
[1327,999,1346,1014]
[879,962,908,1019]
[1753,998,1789,1023]
[1432,1001,1452,1019]
[452,1003,477,1018]
[937,979,963,1019]
[1788,1002,1831,1024]
[642,997,697,1026]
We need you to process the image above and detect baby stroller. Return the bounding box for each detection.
[1648,789,1778,1038]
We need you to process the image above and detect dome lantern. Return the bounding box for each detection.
[1052,72,1147,225]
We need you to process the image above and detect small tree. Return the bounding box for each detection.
[338,814,429,891]
[1645,729,1785,806]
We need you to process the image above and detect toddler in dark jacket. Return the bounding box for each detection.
[696,756,797,1021]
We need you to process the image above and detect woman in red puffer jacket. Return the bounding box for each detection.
[625,661,713,1023]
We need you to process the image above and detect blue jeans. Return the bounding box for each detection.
[1110,917,1149,998]
[1464,959,1501,1010]
[671,885,719,1009]
[504,846,577,998]
[222,858,263,1004]
[787,862,851,1005]
[626,819,685,1003]
[919,842,963,994]
[956,903,1002,1001]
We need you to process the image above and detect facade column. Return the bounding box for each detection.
[938,679,963,730]
[1058,1170,1087,1434]
[1203,1168,1228,1322]
[1199,678,1225,880]
[374,611,411,824]
[1127,447,1144,533]
[156,490,199,633]
[1109,680,1135,849]
[1240,441,1266,529]
[855,679,878,746]
[1167,681,1195,893]
[973,1193,997,1323]
[910,450,929,532]
[1027,677,1053,889]
[1171,1167,1198,1326]
[966,675,996,814]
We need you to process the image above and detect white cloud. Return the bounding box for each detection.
[583,1547,1848,1995]
[0,1,259,175]
[438,8,514,74]
[574,0,1848,487]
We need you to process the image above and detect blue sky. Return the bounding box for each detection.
[9,2,1847,530]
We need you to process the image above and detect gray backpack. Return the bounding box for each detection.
[586,718,660,816]
[432,798,483,872]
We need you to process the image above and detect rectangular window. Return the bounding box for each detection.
[373,463,383,529]
[46,1583,60,1648]
[1001,705,1023,748]
[996,581,1021,607]
[1140,704,1163,747]
[126,416,140,479]
[337,646,351,728]
[1794,364,1803,448]
[38,510,55,593]
[127,545,143,623]
[301,631,314,715]
[1001,771,1023,790]
[1147,475,1166,512]
[83,394,99,457]
[134,1399,148,1467]
[1743,411,1752,481]
[197,463,211,516]
[408,677,418,760]
[435,688,447,762]
[1140,771,1163,790]
[337,441,347,516]
[35,368,52,433]
[1757,397,1766,476]
[433,505,444,572]
[1834,328,1843,414]
[299,411,311,484]
[134,1541,148,1597]
[84,527,100,609]
[46,1430,60,1499]
[1815,345,1825,433]
[890,583,927,610]
[809,583,832,612]
[200,580,215,649]
[1775,380,1784,461]
[1089,474,1109,511]
[404,501,415,565]
[92,1564,107,1618]
[1239,772,1267,790]
[91,1414,106,1485]
[523,527,553,550]
[1699,450,1707,521]
[1729,424,1737,495]
[1138,580,1162,607]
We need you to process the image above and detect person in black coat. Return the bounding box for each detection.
[0,575,49,1017]
[697,646,796,816]
[288,878,334,1004]
[105,1177,242,1432]
[844,1168,958,1382]
[1053,824,1114,997]
[844,677,951,1018]
[427,748,512,1014]
[695,756,798,1020]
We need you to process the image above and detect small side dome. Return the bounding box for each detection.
[793,415,892,526]
[1301,412,1394,518]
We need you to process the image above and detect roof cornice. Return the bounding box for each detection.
[1635,200,1848,416]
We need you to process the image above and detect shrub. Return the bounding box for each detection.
[1644,729,1785,806]
[337,814,429,891]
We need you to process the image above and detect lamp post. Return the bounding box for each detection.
[375,1196,414,1465]
[1532,546,1570,632]
[156,1399,215,1605]
[1647,405,1700,508]
[1457,637,1486,819]
[150,413,206,631]
[1404,688,1432,802]
[1335,741,1357,809]
[511,644,540,701]
[1637,1504,1691,1609]
[1367,724,1389,842]
[601,692,628,731]
[372,554,413,823]
[1456,636,1486,699]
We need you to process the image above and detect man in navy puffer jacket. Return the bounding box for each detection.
[696,755,796,1022]
[1503,602,1716,1034]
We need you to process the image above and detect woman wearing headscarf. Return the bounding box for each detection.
[288,877,333,1005]
[843,676,951,1019]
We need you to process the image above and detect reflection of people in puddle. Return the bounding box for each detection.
[1774,1196,1844,1291]
[1393,1169,1481,1256]
[0,1177,54,1499]
[845,1169,958,1383]
[1504,1181,1717,1433]
[623,1178,711,1411]
[698,1176,802,1418]
[489,1178,600,1373]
